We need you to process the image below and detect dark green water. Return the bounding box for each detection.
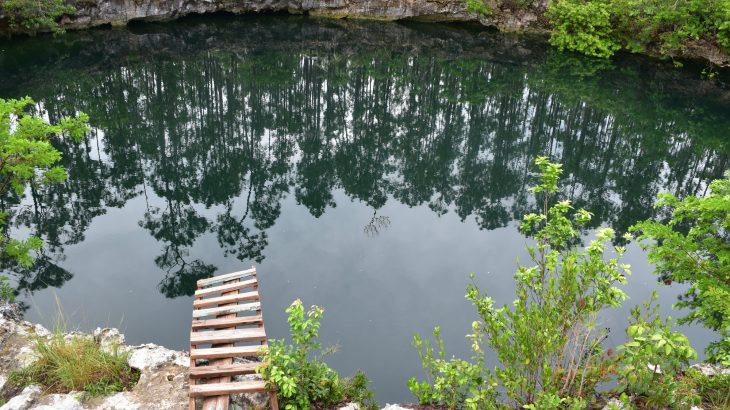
[1,14,730,402]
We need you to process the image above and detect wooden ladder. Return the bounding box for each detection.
[188,266,279,410]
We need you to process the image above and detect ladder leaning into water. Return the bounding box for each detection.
[188,266,279,410]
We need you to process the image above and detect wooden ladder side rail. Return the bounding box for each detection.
[190,274,241,410]
[189,267,279,410]
[256,285,280,410]
[201,273,242,410]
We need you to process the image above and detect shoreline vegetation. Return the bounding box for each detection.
[0,0,728,68]
[0,4,730,407]
[1,150,729,408]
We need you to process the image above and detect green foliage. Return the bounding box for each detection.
[410,157,629,408]
[407,326,498,409]
[687,369,730,410]
[466,0,493,16]
[9,331,139,397]
[1,0,75,35]
[0,274,13,301]
[546,0,621,58]
[545,0,730,58]
[631,173,730,364]
[258,299,377,410]
[617,292,698,408]
[0,97,88,274]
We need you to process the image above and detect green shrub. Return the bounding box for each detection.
[407,326,497,409]
[617,292,699,408]
[9,332,139,397]
[466,0,494,16]
[546,0,621,58]
[631,172,730,365]
[0,275,13,302]
[410,157,628,408]
[1,0,75,35]
[544,0,730,58]
[258,299,377,410]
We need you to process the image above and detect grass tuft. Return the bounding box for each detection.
[687,369,730,410]
[9,331,139,398]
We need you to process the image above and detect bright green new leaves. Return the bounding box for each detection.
[258,300,376,410]
[631,173,730,365]
[0,97,88,295]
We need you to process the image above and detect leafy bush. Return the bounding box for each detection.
[546,0,621,58]
[9,332,139,397]
[631,172,730,365]
[408,326,497,409]
[410,157,629,408]
[466,0,494,16]
[258,299,377,410]
[0,275,13,302]
[1,0,75,35]
[543,0,730,58]
[617,292,698,408]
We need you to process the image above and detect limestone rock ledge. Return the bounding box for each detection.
[57,0,546,32]
[0,308,414,410]
[0,308,268,410]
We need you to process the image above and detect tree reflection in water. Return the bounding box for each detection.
[0,16,728,300]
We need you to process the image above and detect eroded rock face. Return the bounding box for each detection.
[55,0,548,32]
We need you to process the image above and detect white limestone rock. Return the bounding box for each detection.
[690,362,730,376]
[92,328,126,355]
[33,393,84,410]
[96,393,141,410]
[126,344,189,371]
[0,385,42,410]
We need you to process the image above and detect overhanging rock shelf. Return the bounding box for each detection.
[189,266,278,410]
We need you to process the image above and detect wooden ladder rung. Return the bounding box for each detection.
[197,268,256,287]
[189,380,268,397]
[190,362,259,379]
[193,291,260,309]
[194,278,258,298]
[192,302,261,319]
[191,345,266,360]
[191,315,263,330]
[190,328,267,345]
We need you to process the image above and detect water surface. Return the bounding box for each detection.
[1,15,729,402]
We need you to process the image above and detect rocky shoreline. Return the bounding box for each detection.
[0,305,416,410]
[0,0,728,67]
[1,304,729,409]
